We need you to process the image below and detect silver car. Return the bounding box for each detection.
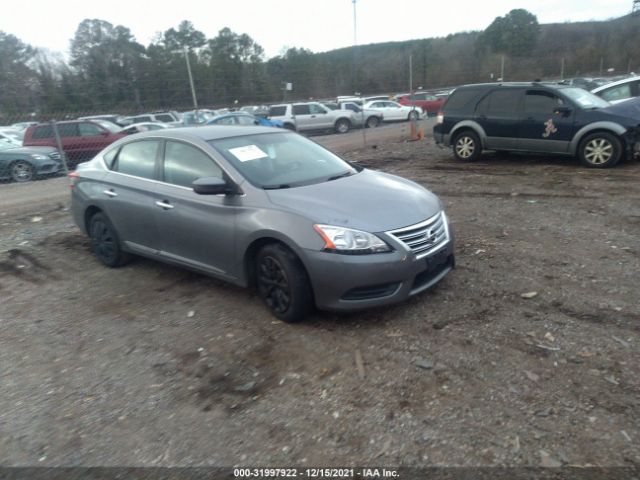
[70,127,454,322]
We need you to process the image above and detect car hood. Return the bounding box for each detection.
[600,97,640,120]
[2,146,59,156]
[265,169,442,232]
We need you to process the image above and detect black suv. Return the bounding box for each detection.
[433,82,640,168]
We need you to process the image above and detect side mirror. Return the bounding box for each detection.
[554,106,572,117]
[192,177,236,195]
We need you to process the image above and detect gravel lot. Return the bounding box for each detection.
[0,124,638,468]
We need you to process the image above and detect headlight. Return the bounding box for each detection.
[30,154,48,160]
[313,224,391,254]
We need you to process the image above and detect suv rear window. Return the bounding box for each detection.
[32,125,53,139]
[269,106,287,117]
[444,89,484,111]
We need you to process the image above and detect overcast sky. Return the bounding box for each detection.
[0,0,632,58]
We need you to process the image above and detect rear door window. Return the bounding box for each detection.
[293,104,311,115]
[58,123,79,137]
[113,140,159,179]
[155,114,175,122]
[268,106,287,116]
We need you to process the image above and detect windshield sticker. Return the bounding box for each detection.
[542,119,558,138]
[228,145,268,162]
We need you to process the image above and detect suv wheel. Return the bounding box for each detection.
[10,160,35,183]
[453,130,481,161]
[335,119,351,134]
[578,132,621,168]
[89,212,131,268]
[256,244,313,323]
[366,116,380,128]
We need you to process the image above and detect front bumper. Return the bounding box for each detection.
[303,238,454,312]
[36,162,62,176]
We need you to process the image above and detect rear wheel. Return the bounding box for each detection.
[256,244,313,323]
[408,110,419,121]
[365,116,380,128]
[452,130,481,161]
[335,118,351,134]
[578,132,621,168]
[10,161,34,183]
[88,212,131,268]
[283,123,296,131]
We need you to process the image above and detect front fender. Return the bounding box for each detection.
[569,122,627,155]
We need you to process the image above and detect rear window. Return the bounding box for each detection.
[269,106,287,117]
[443,88,484,111]
[32,125,53,139]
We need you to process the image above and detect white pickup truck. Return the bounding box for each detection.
[267,102,358,134]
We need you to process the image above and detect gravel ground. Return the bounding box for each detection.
[0,132,638,469]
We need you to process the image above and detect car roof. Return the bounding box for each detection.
[591,75,640,93]
[132,125,279,142]
[456,82,571,91]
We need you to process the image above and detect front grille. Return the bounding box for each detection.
[387,212,449,259]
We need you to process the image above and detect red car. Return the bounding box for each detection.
[23,120,126,168]
[397,92,447,116]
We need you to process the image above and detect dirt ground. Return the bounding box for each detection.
[0,128,638,469]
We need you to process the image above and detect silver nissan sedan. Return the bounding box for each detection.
[70,126,454,322]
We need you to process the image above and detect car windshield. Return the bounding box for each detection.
[209,132,357,189]
[562,88,610,109]
[93,120,122,133]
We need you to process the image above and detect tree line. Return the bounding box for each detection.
[1,10,639,119]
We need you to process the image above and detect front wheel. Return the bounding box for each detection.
[89,212,131,268]
[452,130,481,161]
[578,132,622,168]
[10,160,35,183]
[256,244,313,323]
[408,111,419,121]
[335,119,351,134]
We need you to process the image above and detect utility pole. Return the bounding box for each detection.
[599,57,604,76]
[560,57,565,80]
[500,55,505,82]
[352,0,366,147]
[183,47,199,123]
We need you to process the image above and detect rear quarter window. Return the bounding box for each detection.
[443,89,485,111]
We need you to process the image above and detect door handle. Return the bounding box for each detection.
[103,189,118,197]
[155,201,174,210]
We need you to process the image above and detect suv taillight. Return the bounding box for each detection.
[436,111,444,124]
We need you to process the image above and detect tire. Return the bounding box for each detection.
[335,118,351,134]
[452,130,481,162]
[408,110,419,121]
[256,244,313,323]
[283,123,296,131]
[366,116,380,128]
[578,132,622,168]
[88,212,131,268]
[10,160,35,183]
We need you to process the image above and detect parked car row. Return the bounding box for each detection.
[434,81,640,168]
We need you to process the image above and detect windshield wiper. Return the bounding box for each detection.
[327,170,354,181]
[263,184,291,190]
